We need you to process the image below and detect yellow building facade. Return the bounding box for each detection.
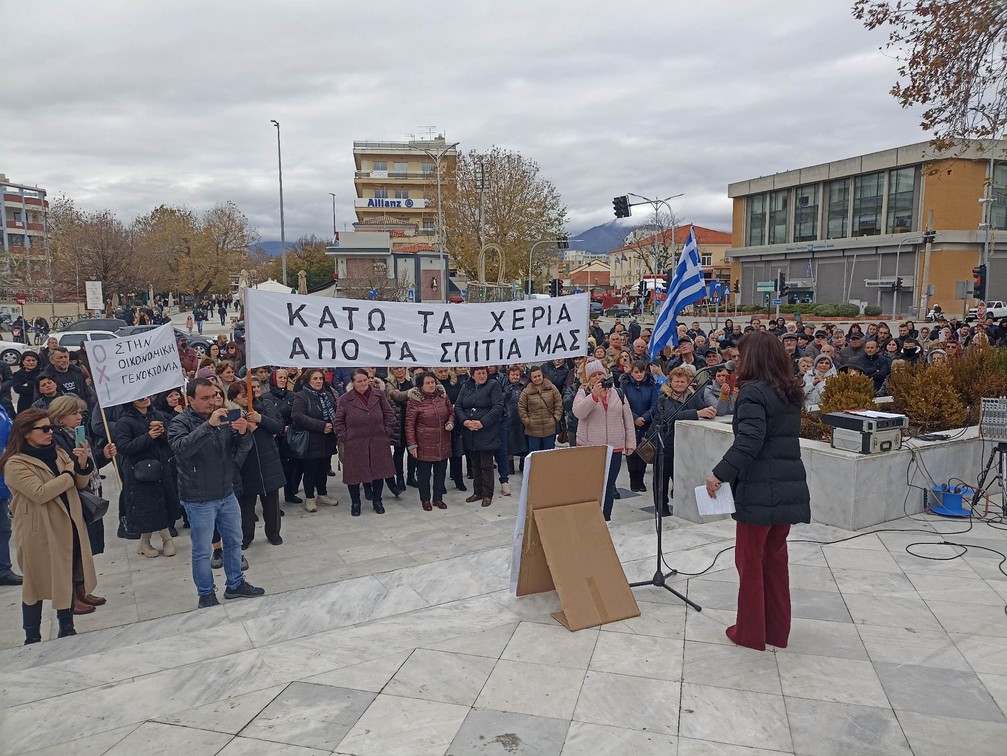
[727,140,1006,317]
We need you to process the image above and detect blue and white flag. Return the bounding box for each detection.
[650,227,706,359]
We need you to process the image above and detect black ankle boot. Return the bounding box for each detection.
[351,501,361,517]
[56,608,76,638]
[22,601,42,645]
[373,501,385,514]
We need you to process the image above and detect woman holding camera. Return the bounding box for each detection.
[3,408,97,642]
[115,395,179,559]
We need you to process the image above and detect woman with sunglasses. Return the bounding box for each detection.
[1,409,96,643]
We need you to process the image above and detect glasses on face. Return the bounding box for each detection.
[32,425,53,433]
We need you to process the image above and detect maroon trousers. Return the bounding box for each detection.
[727,522,792,651]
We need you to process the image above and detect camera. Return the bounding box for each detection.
[600,375,614,389]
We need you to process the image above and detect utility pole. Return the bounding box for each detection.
[270,120,287,286]
[329,193,337,241]
[920,209,934,317]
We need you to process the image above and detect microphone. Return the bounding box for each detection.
[690,360,735,385]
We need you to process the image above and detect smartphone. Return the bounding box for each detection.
[225,408,242,423]
[725,373,738,394]
[74,425,87,448]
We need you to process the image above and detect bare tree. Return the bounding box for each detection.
[853,0,1007,149]
[440,147,566,288]
[624,206,682,276]
[339,266,412,302]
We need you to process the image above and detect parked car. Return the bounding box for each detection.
[0,339,38,366]
[114,325,211,356]
[967,300,1007,322]
[53,330,117,349]
[589,301,603,316]
[605,305,632,318]
[62,318,127,332]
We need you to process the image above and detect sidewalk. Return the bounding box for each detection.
[2,458,1006,754]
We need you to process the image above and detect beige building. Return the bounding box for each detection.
[1,173,51,302]
[352,137,458,251]
[609,226,732,292]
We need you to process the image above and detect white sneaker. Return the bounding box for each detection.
[501,482,512,496]
[304,497,317,513]
[317,494,339,507]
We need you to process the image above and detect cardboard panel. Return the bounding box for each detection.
[535,501,640,631]
[514,446,610,597]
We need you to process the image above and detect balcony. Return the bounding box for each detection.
[355,171,436,181]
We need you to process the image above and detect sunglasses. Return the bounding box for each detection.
[32,425,53,433]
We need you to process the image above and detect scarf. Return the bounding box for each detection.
[307,386,336,423]
[23,441,59,474]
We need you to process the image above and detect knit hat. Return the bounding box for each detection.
[585,359,607,379]
[195,367,216,380]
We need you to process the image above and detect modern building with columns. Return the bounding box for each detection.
[726,140,1007,318]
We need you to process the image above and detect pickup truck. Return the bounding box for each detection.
[967,300,1007,322]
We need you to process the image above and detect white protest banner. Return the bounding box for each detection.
[86,324,184,407]
[245,289,590,367]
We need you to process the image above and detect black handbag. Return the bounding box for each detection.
[286,425,310,458]
[79,489,109,525]
[133,459,162,483]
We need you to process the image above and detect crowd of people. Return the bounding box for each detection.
[1,306,1003,644]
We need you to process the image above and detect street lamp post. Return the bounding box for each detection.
[328,192,337,240]
[417,141,460,255]
[626,192,684,315]
[527,239,584,296]
[270,120,287,286]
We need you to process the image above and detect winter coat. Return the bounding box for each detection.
[854,352,891,392]
[168,407,252,503]
[572,385,635,451]
[238,399,287,496]
[42,364,94,407]
[620,372,659,442]
[563,378,582,440]
[455,378,504,452]
[502,379,528,456]
[541,361,572,391]
[712,381,811,527]
[6,448,96,608]
[385,376,412,448]
[654,384,707,453]
[703,382,737,415]
[334,388,396,485]
[7,365,41,415]
[114,404,180,534]
[803,356,837,407]
[518,379,563,438]
[405,385,454,462]
[291,388,338,460]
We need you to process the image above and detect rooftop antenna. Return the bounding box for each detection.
[422,126,438,140]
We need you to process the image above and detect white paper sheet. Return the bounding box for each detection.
[694,482,736,516]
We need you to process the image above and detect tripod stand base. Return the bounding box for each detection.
[630,569,703,612]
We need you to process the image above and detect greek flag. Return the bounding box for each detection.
[650,227,706,359]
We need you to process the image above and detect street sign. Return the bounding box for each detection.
[756,281,775,293]
[407,289,415,303]
[14,295,26,305]
[772,298,782,306]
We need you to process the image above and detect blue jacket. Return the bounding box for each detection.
[620,372,659,442]
[0,405,10,498]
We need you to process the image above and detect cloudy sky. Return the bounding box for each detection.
[2,0,925,242]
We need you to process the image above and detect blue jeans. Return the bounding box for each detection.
[527,435,556,452]
[602,452,623,521]
[196,319,203,334]
[0,497,11,576]
[182,495,244,597]
[495,420,511,483]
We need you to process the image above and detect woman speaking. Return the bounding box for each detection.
[705,331,810,651]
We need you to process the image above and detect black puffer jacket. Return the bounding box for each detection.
[114,404,179,533]
[239,399,287,496]
[168,407,252,503]
[455,378,503,452]
[712,381,811,526]
[291,387,338,460]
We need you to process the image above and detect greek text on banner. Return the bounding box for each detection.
[86,324,184,407]
[244,290,590,368]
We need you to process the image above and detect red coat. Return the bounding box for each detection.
[405,385,454,462]
[334,388,396,485]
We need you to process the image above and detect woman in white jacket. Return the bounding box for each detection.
[803,354,837,407]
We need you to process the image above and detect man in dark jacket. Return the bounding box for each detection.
[589,319,605,349]
[541,358,571,391]
[168,377,263,608]
[853,338,890,393]
[42,346,95,408]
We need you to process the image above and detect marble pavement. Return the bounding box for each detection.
[2,462,1007,755]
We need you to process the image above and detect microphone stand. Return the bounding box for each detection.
[628,367,714,611]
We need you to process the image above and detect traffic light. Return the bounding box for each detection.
[922,230,936,244]
[557,280,564,296]
[733,280,740,294]
[549,279,559,297]
[638,280,646,296]
[895,277,903,292]
[612,196,631,218]
[557,235,569,250]
[777,272,788,294]
[973,264,987,300]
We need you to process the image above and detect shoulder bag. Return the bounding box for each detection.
[79,489,110,525]
[286,424,310,458]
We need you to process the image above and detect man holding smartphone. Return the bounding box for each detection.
[168,378,265,608]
